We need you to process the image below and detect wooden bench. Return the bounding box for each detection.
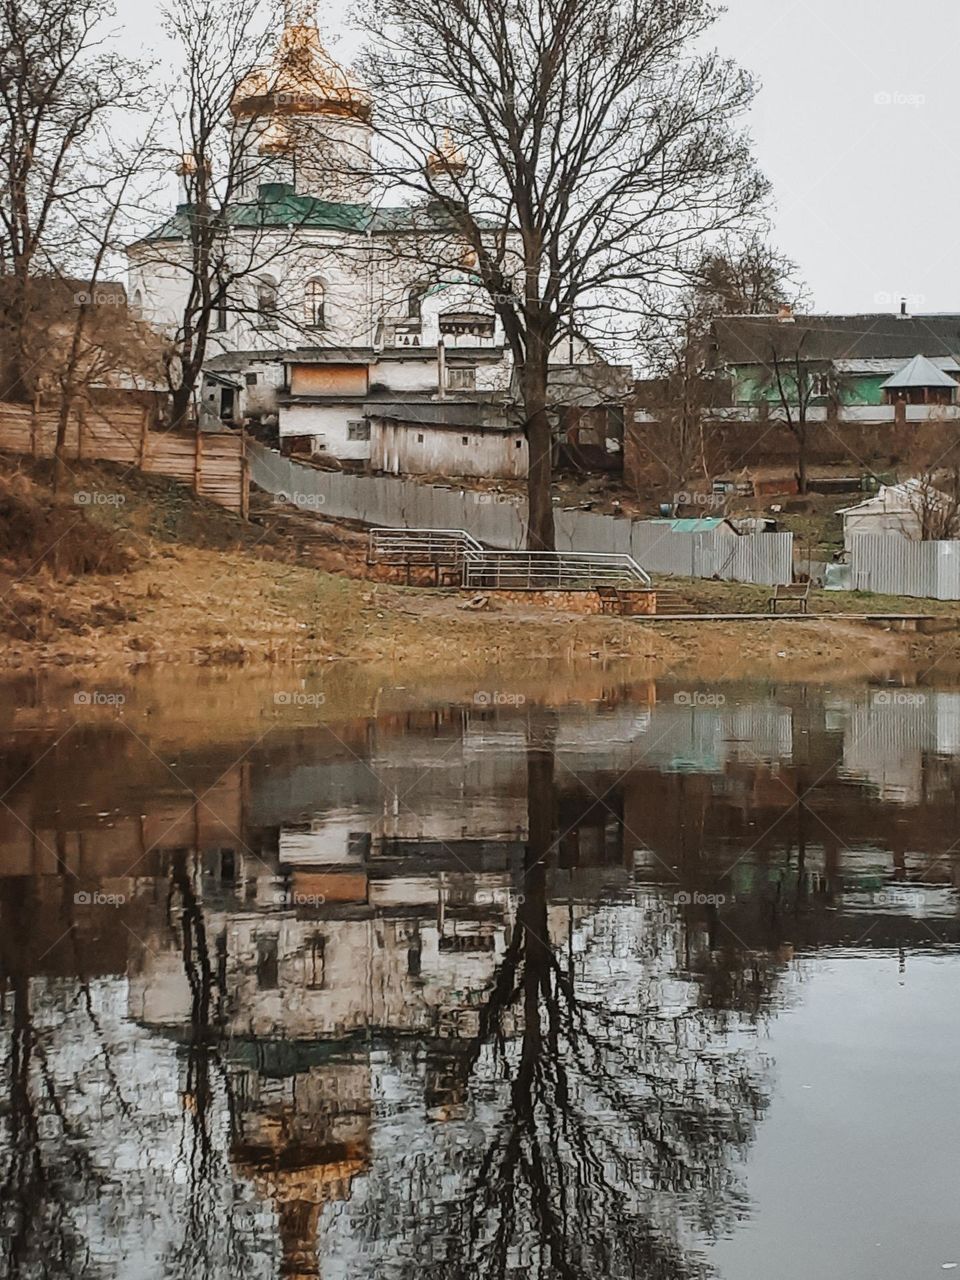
[767,582,811,614]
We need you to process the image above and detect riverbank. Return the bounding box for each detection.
[1,454,957,681]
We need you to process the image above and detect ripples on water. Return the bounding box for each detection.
[1,675,959,1279]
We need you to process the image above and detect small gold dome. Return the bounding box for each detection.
[232,8,371,123]
[425,129,468,178]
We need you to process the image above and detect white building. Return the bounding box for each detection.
[127,2,610,475]
[838,478,953,550]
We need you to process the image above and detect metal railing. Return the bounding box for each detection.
[462,550,652,591]
[369,526,652,591]
[368,527,484,565]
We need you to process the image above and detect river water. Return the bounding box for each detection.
[1,670,959,1279]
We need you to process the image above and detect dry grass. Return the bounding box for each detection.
[0,452,949,679]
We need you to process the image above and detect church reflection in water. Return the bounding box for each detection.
[3,682,960,1277]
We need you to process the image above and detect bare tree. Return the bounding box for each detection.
[766,332,820,496]
[635,239,805,505]
[899,418,960,540]
[359,0,766,549]
[138,0,357,429]
[0,0,146,403]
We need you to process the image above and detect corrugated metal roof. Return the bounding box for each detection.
[651,517,737,534]
[713,314,960,365]
[835,356,960,374]
[881,354,959,388]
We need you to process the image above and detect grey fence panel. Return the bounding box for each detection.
[247,443,792,584]
[851,535,960,600]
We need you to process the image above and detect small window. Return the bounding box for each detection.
[417,433,424,444]
[462,436,469,446]
[347,420,370,441]
[131,288,143,319]
[256,935,278,989]
[306,934,326,989]
[245,372,258,387]
[213,283,228,331]
[813,372,831,397]
[447,367,477,391]
[306,279,325,328]
[515,438,522,448]
[257,274,278,327]
[408,281,429,321]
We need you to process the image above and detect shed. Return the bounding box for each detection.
[881,355,958,406]
[367,400,528,479]
[838,479,951,549]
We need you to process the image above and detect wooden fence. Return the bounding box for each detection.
[0,400,248,516]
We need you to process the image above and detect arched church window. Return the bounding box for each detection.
[306,279,325,328]
[408,281,429,321]
[257,274,278,328]
[131,288,143,319]
[214,279,229,332]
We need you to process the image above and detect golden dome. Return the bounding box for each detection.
[232,7,371,123]
[425,129,468,178]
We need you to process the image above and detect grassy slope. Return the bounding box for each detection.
[0,452,951,677]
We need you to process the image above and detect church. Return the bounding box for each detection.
[127,2,622,477]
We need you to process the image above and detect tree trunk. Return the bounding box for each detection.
[522,356,555,551]
[170,381,195,431]
[795,421,808,495]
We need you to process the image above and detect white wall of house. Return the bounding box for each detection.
[281,401,371,459]
[371,419,527,479]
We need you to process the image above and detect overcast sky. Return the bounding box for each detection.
[115,0,960,315]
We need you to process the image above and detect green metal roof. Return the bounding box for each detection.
[141,186,483,242]
[652,517,735,534]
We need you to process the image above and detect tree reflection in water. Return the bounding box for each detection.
[322,713,781,1279]
[0,706,786,1280]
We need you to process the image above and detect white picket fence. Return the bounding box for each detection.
[851,535,960,600]
[248,442,793,586]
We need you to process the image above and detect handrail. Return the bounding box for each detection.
[368,527,652,589]
[368,527,484,565]
[462,550,652,590]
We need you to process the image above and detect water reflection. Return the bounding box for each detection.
[2,679,959,1278]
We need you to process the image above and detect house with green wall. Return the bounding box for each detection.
[710,312,960,410]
